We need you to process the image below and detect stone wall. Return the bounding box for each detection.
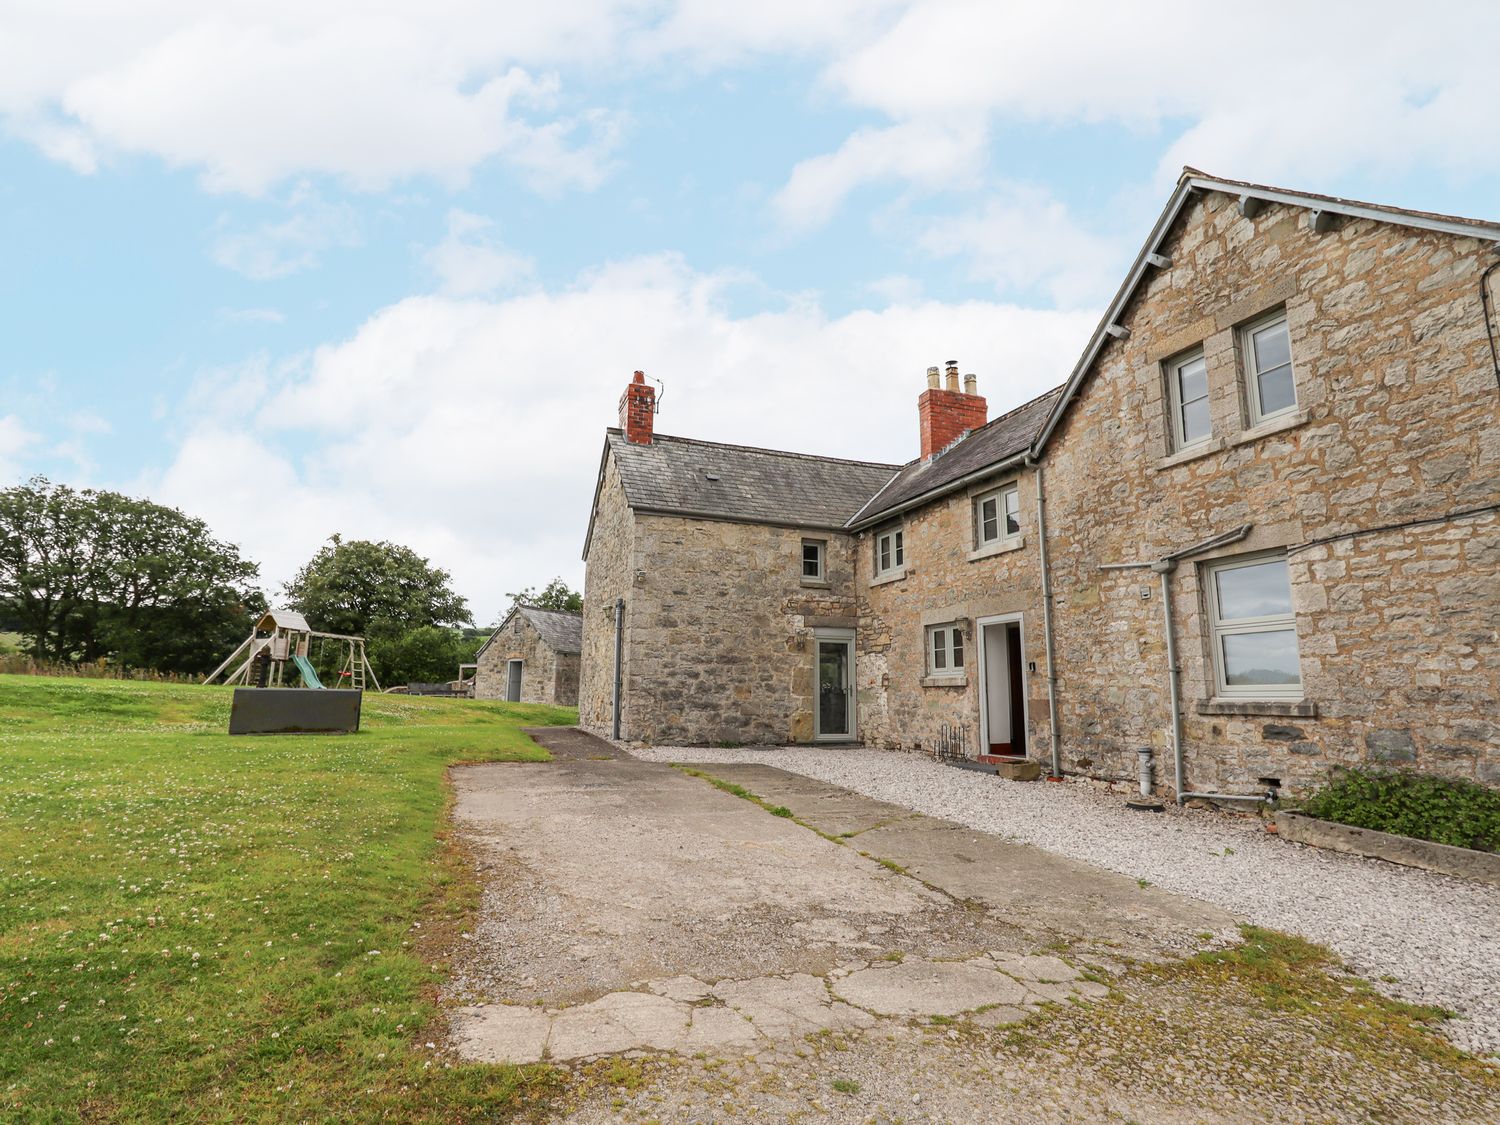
[621,514,859,745]
[1039,190,1500,794]
[855,465,1050,762]
[553,651,581,707]
[474,614,559,704]
[579,452,636,736]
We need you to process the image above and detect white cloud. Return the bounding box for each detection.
[0,2,639,194]
[773,119,985,230]
[917,185,1125,307]
[0,415,40,482]
[155,254,1093,621]
[210,183,361,279]
[822,1,1500,189]
[423,210,535,297]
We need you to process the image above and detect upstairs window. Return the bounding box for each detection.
[802,539,825,581]
[874,526,905,577]
[927,623,965,675]
[975,485,1020,548]
[1205,553,1302,699]
[1242,310,1297,424]
[1167,348,1211,449]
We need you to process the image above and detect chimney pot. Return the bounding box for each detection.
[944,360,960,392]
[963,373,977,395]
[926,366,941,389]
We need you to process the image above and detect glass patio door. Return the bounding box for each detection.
[815,637,853,740]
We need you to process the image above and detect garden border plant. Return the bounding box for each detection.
[1292,768,1500,855]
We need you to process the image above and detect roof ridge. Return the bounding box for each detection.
[518,604,582,618]
[612,428,903,471]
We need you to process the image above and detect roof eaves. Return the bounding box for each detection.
[633,506,858,534]
[846,448,1033,532]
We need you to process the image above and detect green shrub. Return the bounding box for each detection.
[1298,769,1500,853]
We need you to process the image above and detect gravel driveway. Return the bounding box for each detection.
[626,745,1500,1057]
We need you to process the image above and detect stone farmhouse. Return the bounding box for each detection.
[475,605,582,706]
[579,169,1500,800]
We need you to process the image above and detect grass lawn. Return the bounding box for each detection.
[0,674,575,1122]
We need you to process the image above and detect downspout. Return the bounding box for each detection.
[1151,560,1186,802]
[1100,523,1253,804]
[611,597,624,741]
[1028,456,1063,779]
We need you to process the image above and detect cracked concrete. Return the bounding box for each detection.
[444,732,1234,1068]
[451,951,1107,1063]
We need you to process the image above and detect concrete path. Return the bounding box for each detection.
[701,762,1235,956]
[445,733,1232,1067]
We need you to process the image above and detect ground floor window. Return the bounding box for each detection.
[927,623,965,674]
[1204,552,1301,698]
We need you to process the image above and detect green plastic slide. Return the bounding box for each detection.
[290,654,324,689]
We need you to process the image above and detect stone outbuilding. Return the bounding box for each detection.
[475,605,583,706]
[579,169,1500,799]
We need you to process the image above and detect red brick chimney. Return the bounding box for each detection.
[918,360,986,459]
[618,370,656,444]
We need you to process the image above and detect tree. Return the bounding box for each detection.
[283,536,471,637]
[503,576,582,616]
[367,625,477,686]
[0,477,265,672]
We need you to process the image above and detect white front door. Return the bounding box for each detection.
[977,615,1028,756]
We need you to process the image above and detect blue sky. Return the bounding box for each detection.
[2,2,1497,623]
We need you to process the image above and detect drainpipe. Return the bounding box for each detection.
[1151,560,1186,803]
[611,597,624,741]
[1028,456,1063,779]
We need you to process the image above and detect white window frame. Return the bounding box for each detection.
[801,538,825,581]
[1241,309,1298,425]
[874,526,905,577]
[974,484,1020,549]
[1166,347,1212,450]
[1204,552,1303,700]
[927,622,965,676]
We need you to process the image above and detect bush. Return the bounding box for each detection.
[1298,769,1500,853]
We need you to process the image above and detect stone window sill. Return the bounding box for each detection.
[1230,407,1309,448]
[1196,698,1318,718]
[799,577,831,589]
[922,674,968,688]
[869,568,907,588]
[1155,436,1224,472]
[967,536,1025,563]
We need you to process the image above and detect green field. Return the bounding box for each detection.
[0,675,575,1122]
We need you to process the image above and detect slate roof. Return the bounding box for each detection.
[477,605,583,657]
[847,386,1064,528]
[605,429,902,530]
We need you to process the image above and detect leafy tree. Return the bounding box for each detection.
[283,535,471,637]
[503,576,582,616]
[367,625,477,686]
[0,477,265,672]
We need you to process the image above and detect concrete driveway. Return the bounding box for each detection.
[441,731,1500,1123]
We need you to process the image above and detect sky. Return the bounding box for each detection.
[3,1,1498,625]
